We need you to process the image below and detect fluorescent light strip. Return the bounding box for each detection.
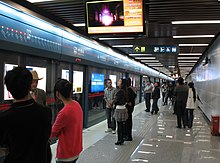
[172,20,220,24]
[73,23,85,27]
[112,45,133,48]
[178,61,197,63]
[141,60,160,62]
[178,57,200,59]
[135,57,156,59]
[129,54,152,56]
[178,53,202,56]
[27,0,54,2]
[99,37,135,40]
[173,35,214,38]
[179,44,208,46]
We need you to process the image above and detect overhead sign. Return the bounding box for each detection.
[133,45,179,54]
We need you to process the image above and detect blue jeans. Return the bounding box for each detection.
[106,108,116,130]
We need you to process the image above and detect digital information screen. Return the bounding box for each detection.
[86,0,143,34]
[73,71,83,94]
[26,66,47,91]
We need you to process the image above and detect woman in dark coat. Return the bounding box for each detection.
[114,78,128,145]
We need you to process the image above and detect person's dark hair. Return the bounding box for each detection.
[4,67,32,100]
[177,77,184,85]
[188,82,196,102]
[126,77,131,87]
[54,79,72,100]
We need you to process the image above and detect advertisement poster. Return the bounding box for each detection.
[62,69,70,81]
[4,64,18,100]
[26,66,47,91]
[73,71,83,94]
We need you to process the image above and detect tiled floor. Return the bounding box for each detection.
[51,101,220,163]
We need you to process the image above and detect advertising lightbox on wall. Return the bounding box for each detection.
[4,64,18,100]
[73,71,83,94]
[62,69,70,81]
[91,73,105,93]
[26,66,47,91]
[109,75,117,88]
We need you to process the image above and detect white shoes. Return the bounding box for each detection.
[112,130,116,134]
[105,128,112,133]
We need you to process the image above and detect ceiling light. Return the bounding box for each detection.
[178,53,202,56]
[179,44,208,46]
[27,0,54,2]
[172,20,220,24]
[99,37,135,40]
[178,60,197,63]
[135,57,156,59]
[112,45,133,48]
[129,54,152,56]
[173,35,215,38]
[178,57,200,59]
[73,23,85,27]
[141,60,160,62]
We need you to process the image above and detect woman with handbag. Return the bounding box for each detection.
[114,78,128,145]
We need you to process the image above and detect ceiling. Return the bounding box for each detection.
[10,0,220,79]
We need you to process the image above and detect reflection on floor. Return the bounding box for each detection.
[51,101,220,163]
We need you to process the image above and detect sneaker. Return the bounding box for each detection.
[105,128,112,133]
[112,130,116,134]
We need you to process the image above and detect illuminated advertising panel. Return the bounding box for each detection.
[109,75,117,88]
[4,64,18,100]
[91,73,105,93]
[62,69,70,81]
[73,71,83,94]
[86,0,143,34]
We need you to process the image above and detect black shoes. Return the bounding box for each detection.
[176,126,181,129]
[115,141,124,145]
[145,109,150,112]
[124,137,133,141]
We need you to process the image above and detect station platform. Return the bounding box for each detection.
[51,101,220,163]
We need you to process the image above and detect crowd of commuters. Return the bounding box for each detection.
[143,77,197,129]
[0,66,197,162]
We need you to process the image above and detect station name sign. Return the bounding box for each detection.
[133,45,179,54]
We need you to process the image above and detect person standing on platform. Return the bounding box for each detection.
[30,70,47,106]
[144,81,153,112]
[104,79,117,134]
[114,78,128,145]
[0,67,52,163]
[173,77,188,128]
[125,78,137,141]
[151,82,160,115]
[185,82,197,128]
[51,79,83,163]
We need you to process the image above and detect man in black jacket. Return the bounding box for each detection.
[0,67,52,163]
[151,82,160,115]
[125,78,137,141]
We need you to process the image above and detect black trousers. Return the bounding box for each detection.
[185,109,194,128]
[145,93,151,111]
[176,103,186,128]
[125,106,134,139]
[117,121,126,142]
[151,98,159,113]
[106,108,116,130]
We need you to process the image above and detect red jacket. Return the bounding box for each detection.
[51,100,83,159]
